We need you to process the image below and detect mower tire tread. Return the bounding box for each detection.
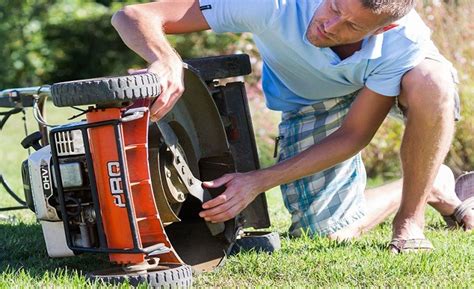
[51,73,161,107]
[147,264,192,288]
[88,264,193,288]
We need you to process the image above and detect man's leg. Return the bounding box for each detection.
[328,179,402,240]
[329,164,474,240]
[329,59,464,241]
[392,59,455,241]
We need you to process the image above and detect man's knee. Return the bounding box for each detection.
[399,59,455,120]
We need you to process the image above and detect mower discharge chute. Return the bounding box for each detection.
[3,55,276,286]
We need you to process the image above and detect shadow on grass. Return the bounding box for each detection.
[0,222,110,279]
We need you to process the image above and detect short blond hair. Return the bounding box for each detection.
[361,0,416,22]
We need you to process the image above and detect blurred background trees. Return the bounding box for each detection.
[0,0,473,182]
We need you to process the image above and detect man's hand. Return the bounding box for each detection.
[147,53,185,122]
[128,54,184,121]
[111,1,210,121]
[199,172,264,223]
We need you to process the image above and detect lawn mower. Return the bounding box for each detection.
[0,54,280,287]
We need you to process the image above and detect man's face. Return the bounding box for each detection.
[306,0,390,47]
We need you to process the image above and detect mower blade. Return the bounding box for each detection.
[157,120,225,236]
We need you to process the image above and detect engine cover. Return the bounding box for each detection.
[26,145,74,257]
[27,146,59,221]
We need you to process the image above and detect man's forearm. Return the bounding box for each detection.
[111,6,175,63]
[111,1,210,64]
[256,87,394,193]
[258,126,368,192]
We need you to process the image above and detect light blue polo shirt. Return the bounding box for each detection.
[199,0,447,112]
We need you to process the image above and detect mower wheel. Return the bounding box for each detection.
[229,231,281,255]
[87,263,192,288]
[51,73,161,107]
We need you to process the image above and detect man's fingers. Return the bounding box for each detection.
[150,87,175,120]
[202,192,233,209]
[203,204,242,223]
[150,91,171,122]
[199,196,237,219]
[202,174,234,189]
[150,84,184,121]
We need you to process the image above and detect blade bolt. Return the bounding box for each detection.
[176,156,181,164]
[188,178,193,186]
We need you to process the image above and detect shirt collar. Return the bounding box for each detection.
[358,32,384,60]
[303,31,385,66]
[321,33,384,66]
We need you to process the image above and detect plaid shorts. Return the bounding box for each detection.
[277,92,366,237]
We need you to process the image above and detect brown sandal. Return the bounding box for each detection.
[388,238,434,254]
[442,172,474,229]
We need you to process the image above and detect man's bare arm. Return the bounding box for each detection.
[112,1,209,62]
[260,87,394,188]
[111,0,210,121]
[200,87,395,222]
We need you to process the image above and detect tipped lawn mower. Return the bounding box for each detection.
[0,55,280,287]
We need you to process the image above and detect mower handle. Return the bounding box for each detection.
[0,85,50,146]
[0,85,51,108]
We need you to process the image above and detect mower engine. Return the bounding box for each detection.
[24,104,186,265]
[22,144,76,257]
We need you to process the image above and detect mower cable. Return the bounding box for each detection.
[71,106,87,112]
[0,107,22,130]
[32,96,58,128]
[0,107,28,211]
[0,174,27,207]
[21,108,32,156]
[67,106,95,121]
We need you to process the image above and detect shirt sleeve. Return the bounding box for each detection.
[365,42,425,97]
[199,0,286,34]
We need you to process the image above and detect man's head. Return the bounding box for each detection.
[306,0,416,48]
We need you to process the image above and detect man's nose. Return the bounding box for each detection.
[323,16,341,34]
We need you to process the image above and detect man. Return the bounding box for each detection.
[111,0,473,252]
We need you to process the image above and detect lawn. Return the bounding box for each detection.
[0,103,473,288]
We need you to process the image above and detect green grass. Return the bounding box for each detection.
[1,103,473,288]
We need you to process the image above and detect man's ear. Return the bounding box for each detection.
[374,23,399,35]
